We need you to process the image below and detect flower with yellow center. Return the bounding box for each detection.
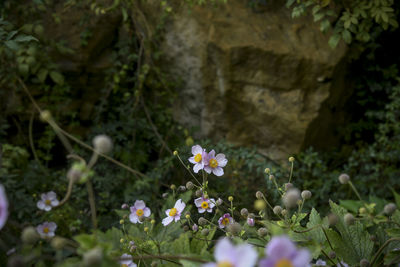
[129,200,151,224]
[119,253,137,267]
[43,227,49,234]
[194,153,202,163]
[189,145,206,173]
[45,199,51,205]
[36,221,57,238]
[194,197,216,213]
[209,158,218,168]
[37,191,59,212]
[222,218,230,226]
[169,208,177,216]
[204,149,228,177]
[201,201,209,209]
[218,213,233,229]
[136,209,144,216]
[162,199,186,226]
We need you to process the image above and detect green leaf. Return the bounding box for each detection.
[342,29,352,44]
[339,199,363,213]
[306,208,329,244]
[50,71,64,85]
[37,69,48,83]
[328,34,341,48]
[14,34,38,43]
[4,40,19,50]
[385,228,400,238]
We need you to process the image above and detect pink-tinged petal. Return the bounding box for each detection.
[208,150,216,159]
[41,193,47,201]
[129,214,139,223]
[48,232,55,237]
[204,166,212,174]
[174,199,186,212]
[165,209,171,216]
[212,167,224,176]
[162,216,173,226]
[47,191,57,200]
[48,222,57,231]
[189,156,196,164]
[216,154,228,167]
[193,163,204,173]
[174,215,181,222]
[207,208,213,213]
[134,200,146,210]
[266,236,297,261]
[209,199,216,208]
[215,238,235,262]
[235,244,258,267]
[44,205,52,211]
[51,199,59,207]
[194,197,203,207]
[37,201,45,210]
[292,249,312,267]
[129,263,137,267]
[258,258,275,267]
[198,208,205,213]
[192,145,203,155]
[143,207,151,217]
[202,263,217,267]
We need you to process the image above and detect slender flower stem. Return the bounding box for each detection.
[348,181,363,201]
[288,161,294,183]
[175,154,202,187]
[370,237,400,266]
[86,180,98,230]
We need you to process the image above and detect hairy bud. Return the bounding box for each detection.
[83,248,103,266]
[67,168,82,183]
[264,168,270,174]
[192,224,198,232]
[384,203,397,215]
[288,156,295,162]
[216,198,223,206]
[360,259,370,267]
[162,193,168,199]
[248,213,255,219]
[328,213,338,226]
[21,226,39,244]
[178,185,186,192]
[240,208,249,217]
[254,199,266,211]
[301,190,312,200]
[344,213,355,225]
[255,191,264,199]
[338,173,350,184]
[328,251,336,259]
[227,222,241,236]
[195,190,203,197]
[183,225,189,232]
[201,228,209,236]
[284,183,293,191]
[51,237,68,250]
[283,188,300,209]
[39,110,52,122]
[281,209,288,216]
[121,203,129,209]
[257,227,268,237]
[228,196,234,202]
[273,206,283,215]
[198,217,207,226]
[268,175,274,181]
[170,184,176,190]
[92,135,113,154]
[186,181,194,190]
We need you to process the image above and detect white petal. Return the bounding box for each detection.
[235,244,258,267]
[189,156,196,164]
[193,163,203,173]
[212,167,224,176]
[194,197,203,207]
[165,209,171,216]
[37,201,45,210]
[174,215,181,222]
[44,205,52,211]
[204,166,212,174]
[134,200,146,210]
[216,154,228,167]
[198,208,205,213]
[47,191,57,200]
[207,208,213,213]
[162,216,173,226]
[208,150,215,158]
[48,222,57,231]
[143,207,151,217]
[129,214,139,223]
[51,199,59,207]
[174,199,186,212]
[209,199,216,208]
[215,238,235,262]
[192,145,203,155]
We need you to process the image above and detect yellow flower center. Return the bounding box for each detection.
[222,218,230,225]
[43,227,49,234]
[169,208,177,216]
[209,158,218,168]
[201,201,209,209]
[136,209,144,216]
[275,259,294,267]
[194,153,202,163]
[45,199,51,205]
[217,261,233,267]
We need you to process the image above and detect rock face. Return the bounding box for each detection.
[160,1,348,161]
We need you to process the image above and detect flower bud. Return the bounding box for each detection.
[268,175,274,181]
[370,235,377,242]
[288,156,295,162]
[178,185,186,192]
[40,110,52,122]
[201,228,209,236]
[301,190,312,200]
[284,183,293,191]
[344,213,355,225]
[120,238,124,243]
[203,194,209,199]
[283,188,300,209]
[183,225,189,231]
[170,184,176,190]
[21,226,39,244]
[121,203,129,209]
[83,248,103,266]
[195,190,202,197]
[360,259,369,267]
[328,213,338,226]
[257,227,268,237]
[186,181,194,190]
[359,207,367,214]
[247,217,255,227]
[185,214,190,219]
[192,224,198,232]
[151,219,156,224]
[216,198,223,206]
[227,222,241,236]
[384,203,397,215]
[173,150,178,156]
[248,213,255,219]
[338,173,350,184]
[67,168,82,183]
[92,135,113,154]
[51,237,67,250]
[144,227,149,232]
[198,217,207,226]
[328,251,336,259]
[119,220,124,224]
[255,191,264,199]
[281,209,288,216]
[240,208,249,217]
[273,206,282,215]
[228,196,234,202]
[162,193,168,198]
[264,168,270,174]
[254,200,266,211]
[138,216,145,223]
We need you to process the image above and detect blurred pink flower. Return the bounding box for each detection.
[37,191,59,211]
[36,221,57,238]
[0,184,8,230]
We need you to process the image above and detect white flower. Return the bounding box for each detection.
[36,221,57,238]
[188,145,207,173]
[162,199,186,226]
[194,196,215,213]
[37,191,59,211]
[129,200,151,224]
[204,150,228,177]
[119,253,137,267]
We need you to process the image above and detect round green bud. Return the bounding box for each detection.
[264,168,270,174]
[328,251,336,259]
[120,238,124,243]
[198,217,207,226]
[195,190,203,197]
[301,190,312,200]
[228,196,234,202]
[359,207,367,214]
[21,226,39,244]
[254,199,266,211]
[119,220,124,224]
[186,181,194,190]
[144,227,149,232]
[281,209,288,216]
[288,156,295,162]
[201,228,209,236]
[83,248,103,266]
[344,213,355,225]
[170,184,176,190]
[384,203,397,215]
[227,222,241,236]
[273,206,283,215]
[240,208,249,217]
[39,110,52,122]
[338,173,350,184]
[151,219,156,224]
[92,135,113,154]
[268,175,274,181]
[328,213,338,226]
[173,150,178,156]
[185,214,190,219]
[257,227,268,237]
[255,191,264,199]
